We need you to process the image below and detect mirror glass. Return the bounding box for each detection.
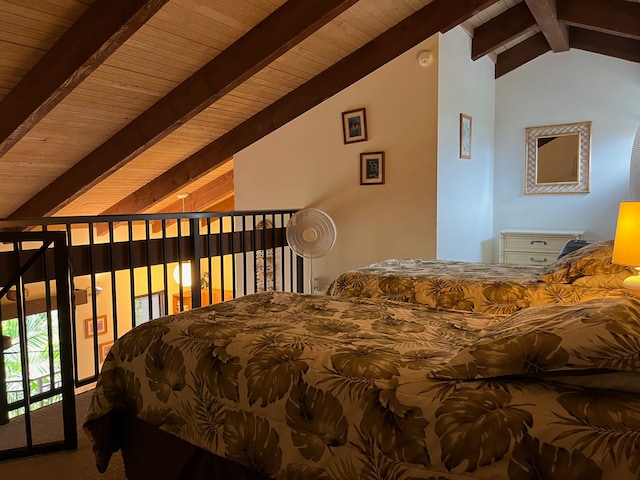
[536,134,580,184]
[525,121,591,194]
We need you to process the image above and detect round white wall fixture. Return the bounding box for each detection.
[417,49,433,67]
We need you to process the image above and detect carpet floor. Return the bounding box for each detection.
[0,390,126,479]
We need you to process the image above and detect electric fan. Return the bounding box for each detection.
[286,208,337,293]
[630,125,640,200]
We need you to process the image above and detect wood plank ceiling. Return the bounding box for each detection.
[0,0,638,219]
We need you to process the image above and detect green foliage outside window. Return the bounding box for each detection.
[2,312,62,418]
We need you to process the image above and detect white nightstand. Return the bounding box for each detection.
[499,229,585,266]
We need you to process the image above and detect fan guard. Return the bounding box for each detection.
[286,208,336,259]
[630,125,640,200]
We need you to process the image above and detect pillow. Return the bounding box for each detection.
[429,297,640,388]
[557,239,593,259]
[571,272,632,288]
[539,240,635,284]
[542,372,640,393]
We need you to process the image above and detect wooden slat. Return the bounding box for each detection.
[8,0,359,220]
[173,171,234,213]
[207,196,235,212]
[524,0,569,52]
[2,0,429,217]
[2,0,637,220]
[438,0,499,32]
[0,0,169,157]
[472,2,536,60]
[558,0,640,41]
[0,1,272,214]
[103,0,500,215]
[0,0,89,51]
[495,31,551,77]
[95,170,234,235]
[85,0,466,216]
[570,27,640,64]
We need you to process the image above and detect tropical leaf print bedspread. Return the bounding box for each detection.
[83,292,640,479]
[326,258,636,314]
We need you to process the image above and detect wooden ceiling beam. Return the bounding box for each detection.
[558,0,640,41]
[102,157,235,214]
[524,0,570,52]
[0,0,168,158]
[151,172,234,232]
[495,32,551,78]
[96,171,234,236]
[207,196,235,213]
[437,0,500,33]
[102,0,499,215]
[8,0,359,220]
[472,2,536,60]
[570,28,640,64]
[160,172,234,215]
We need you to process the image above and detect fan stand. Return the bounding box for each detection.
[303,226,318,294]
[308,258,315,294]
[630,125,640,200]
[286,208,337,295]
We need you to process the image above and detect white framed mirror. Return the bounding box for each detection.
[525,121,591,194]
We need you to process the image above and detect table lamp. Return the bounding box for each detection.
[612,202,640,290]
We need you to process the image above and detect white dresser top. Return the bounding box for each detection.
[500,229,585,236]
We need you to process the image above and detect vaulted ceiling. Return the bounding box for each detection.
[1,0,638,219]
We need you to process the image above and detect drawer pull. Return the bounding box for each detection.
[530,257,548,263]
[530,240,548,245]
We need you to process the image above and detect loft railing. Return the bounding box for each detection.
[0,230,75,460]
[0,209,302,391]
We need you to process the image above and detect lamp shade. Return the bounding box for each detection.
[612,202,640,267]
[612,202,640,290]
[173,262,192,287]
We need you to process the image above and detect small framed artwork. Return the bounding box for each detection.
[85,314,107,338]
[99,341,113,362]
[342,108,368,144]
[460,113,472,159]
[360,151,385,185]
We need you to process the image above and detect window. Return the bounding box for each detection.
[2,311,61,418]
[134,292,166,326]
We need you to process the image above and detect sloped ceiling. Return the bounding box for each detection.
[0,0,638,219]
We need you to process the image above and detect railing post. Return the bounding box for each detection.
[53,232,77,450]
[189,217,202,308]
[296,255,305,293]
[0,318,8,425]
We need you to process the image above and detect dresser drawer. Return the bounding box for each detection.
[502,234,574,253]
[502,251,556,266]
[499,229,584,264]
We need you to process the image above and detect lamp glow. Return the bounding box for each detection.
[612,202,640,290]
[173,262,192,287]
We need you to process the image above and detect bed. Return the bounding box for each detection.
[326,240,638,314]
[83,290,640,479]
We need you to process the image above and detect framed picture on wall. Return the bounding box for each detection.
[84,314,107,338]
[342,108,368,144]
[460,113,472,159]
[99,341,113,362]
[360,151,385,185]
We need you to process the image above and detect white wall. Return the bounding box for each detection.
[437,27,495,262]
[235,37,440,290]
[494,49,640,259]
[236,30,640,280]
